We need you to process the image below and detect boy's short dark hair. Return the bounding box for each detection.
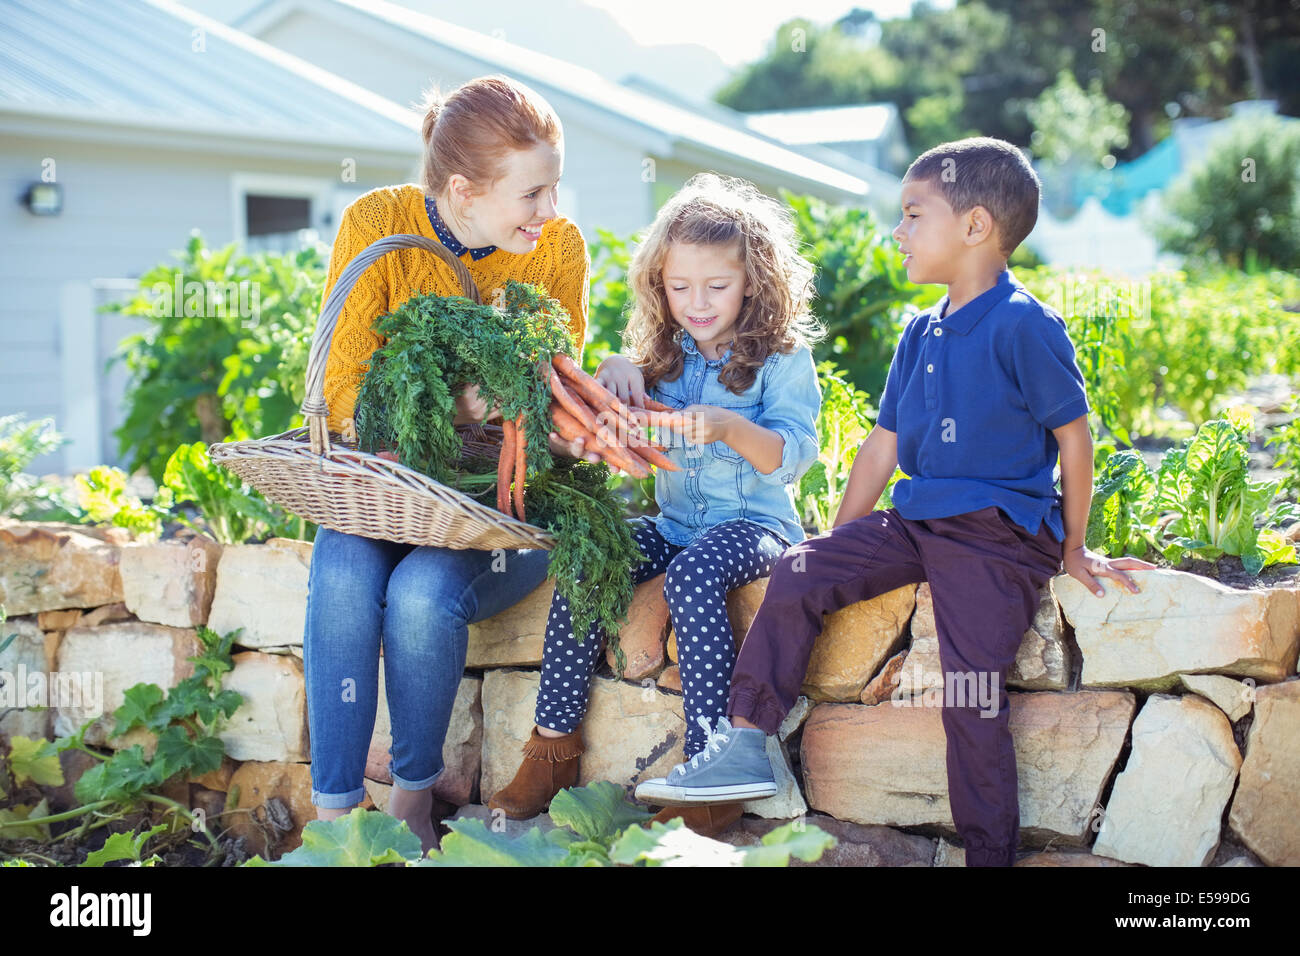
[904,137,1041,257]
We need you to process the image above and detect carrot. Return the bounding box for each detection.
[549,367,601,433]
[639,397,675,413]
[497,419,515,518]
[513,412,527,523]
[550,405,650,478]
[553,354,633,421]
[625,433,681,471]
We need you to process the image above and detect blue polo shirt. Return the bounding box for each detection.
[877,269,1089,540]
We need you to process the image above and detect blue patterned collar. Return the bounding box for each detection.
[424,195,497,261]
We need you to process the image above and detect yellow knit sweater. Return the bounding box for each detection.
[319,184,590,435]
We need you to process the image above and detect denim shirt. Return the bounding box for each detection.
[647,332,822,548]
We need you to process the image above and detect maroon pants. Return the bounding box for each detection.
[727,506,1063,867]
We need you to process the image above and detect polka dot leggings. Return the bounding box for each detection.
[534,516,787,756]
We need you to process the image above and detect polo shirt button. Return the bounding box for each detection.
[927,363,934,373]
[934,328,943,337]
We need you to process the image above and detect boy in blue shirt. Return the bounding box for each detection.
[634,137,1153,865]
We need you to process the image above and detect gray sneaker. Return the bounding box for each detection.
[635,716,778,806]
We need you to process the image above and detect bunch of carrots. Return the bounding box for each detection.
[495,353,682,523]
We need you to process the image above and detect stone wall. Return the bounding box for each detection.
[2,516,1297,866]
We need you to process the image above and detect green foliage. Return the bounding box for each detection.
[6,737,64,789]
[74,466,163,538]
[1016,266,1300,440]
[800,361,876,534]
[784,192,940,399]
[253,808,422,867]
[1025,70,1130,217]
[0,415,77,521]
[161,441,304,543]
[585,229,634,375]
[1155,417,1294,574]
[80,824,166,868]
[108,234,325,485]
[68,625,243,806]
[608,817,836,867]
[1088,417,1298,575]
[1086,449,1158,559]
[1265,395,1300,499]
[1153,115,1300,271]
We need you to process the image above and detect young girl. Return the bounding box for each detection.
[488,173,824,836]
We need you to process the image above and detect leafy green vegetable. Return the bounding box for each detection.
[263,808,423,867]
[79,824,166,868]
[74,466,162,538]
[547,780,651,842]
[162,442,302,544]
[6,736,64,788]
[1086,448,1158,559]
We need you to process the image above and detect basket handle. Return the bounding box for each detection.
[300,233,482,456]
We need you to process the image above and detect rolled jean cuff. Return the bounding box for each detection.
[312,785,366,809]
[391,765,444,791]
[727,690,785,737]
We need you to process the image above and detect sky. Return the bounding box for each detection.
[581,0,943,66]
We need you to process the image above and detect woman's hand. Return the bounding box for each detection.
[596,354,647,407]
[453,384,502,425]
[548,429,603,463]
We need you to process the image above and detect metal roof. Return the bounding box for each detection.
[0,0,420,153]
[742,104,900,146]
[238,0,879,200]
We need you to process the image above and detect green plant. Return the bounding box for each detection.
[1085,448,1159,559]
[0,626,244,862]
[585,228,634,376]
[0,415,78,521]
[108,234,325,485]
[1152,114,1300,271]
[161,441,306,543]
[784,192,941,399]
[74,466,163,538]
[247,781,836,867]
[1265,395,1300,500]
[1153,417,1297,574]
[800,361,876,534]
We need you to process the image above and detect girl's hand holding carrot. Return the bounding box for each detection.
[596,354,648,408]
[633,404,740,446]
[548,430,603,464]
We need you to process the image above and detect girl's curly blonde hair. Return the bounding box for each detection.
[623,173,824,395]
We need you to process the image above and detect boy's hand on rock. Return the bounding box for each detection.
[1065,546,1155,598]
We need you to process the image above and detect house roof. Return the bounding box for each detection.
[742,104,900,146]
[0,0,420,156]
[236,0,883,201]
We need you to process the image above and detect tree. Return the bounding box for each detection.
[1026,70,1131,216]
[1152,115,1300,270]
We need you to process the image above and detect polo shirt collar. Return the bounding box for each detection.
[424,195,497,261]
[679,330,733,363]
[934,269,1019,334]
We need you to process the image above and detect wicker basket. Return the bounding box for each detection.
[208,233,556,551]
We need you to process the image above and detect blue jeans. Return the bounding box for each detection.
[303,526,551,808]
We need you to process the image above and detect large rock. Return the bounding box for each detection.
[480,669,685,800]
[0,616,50,740]
[369,673,483,806]
[206,538,311,649]
[801,690,1135,844]
[1178,673,1254,723]
[802,584,918,702]
[0,519,128,615]
[1093,694,1241,866]
[904,583,1068,694]
[218,651,309,763]
[52,622,202,744]
[465,579,552,668]
[667,577,768,662]
[605,574,669,680]
[1228,678,1300,866]
[1056,570,1299,689]
[226,760,315,857]
[119,536,222,628]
